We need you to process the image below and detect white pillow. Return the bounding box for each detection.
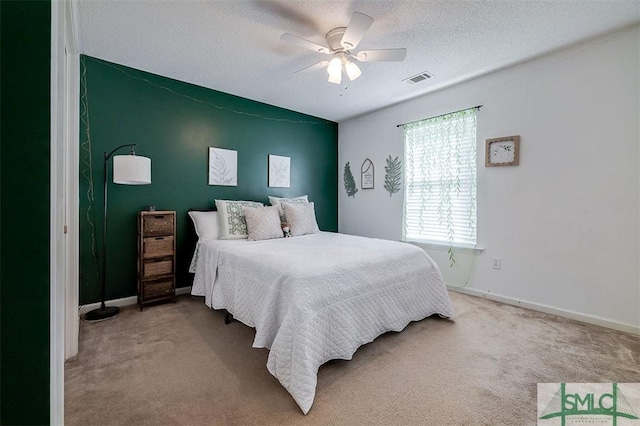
[269,195,309,222]
[282,202,319,237]
[215,199,264,239]
[243,206,284,241]
[187,211,220,241]
[268,195,308,205]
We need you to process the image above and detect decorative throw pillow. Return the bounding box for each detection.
[269,195,309,222]
[215,199,263,239]
[282,202,319,237]
[242,206,284,241]
[187,211,220,241]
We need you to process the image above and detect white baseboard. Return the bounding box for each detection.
[78,286,193,315]
[448,286,640,335]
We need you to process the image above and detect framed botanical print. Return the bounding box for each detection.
[485,136,520,167]
[268,154,290,188]
[208,147,237,185]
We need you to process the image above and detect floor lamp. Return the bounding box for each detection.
[84,144,151,321]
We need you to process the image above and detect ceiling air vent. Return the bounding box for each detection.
[404,71,433,84]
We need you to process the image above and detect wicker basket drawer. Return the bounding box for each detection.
[144,279,174,299]
[142,214,174,236]
[143,236,174,258]
[142,257,173,278]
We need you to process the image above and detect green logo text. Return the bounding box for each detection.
[540,383,639,426]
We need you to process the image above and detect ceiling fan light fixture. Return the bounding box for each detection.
[327,57,342,75]
[328,70,342,84]
[281,12,407,86]
[327,57,343,84]
[345,61,362,81]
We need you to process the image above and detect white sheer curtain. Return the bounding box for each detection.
[403,107,477,249]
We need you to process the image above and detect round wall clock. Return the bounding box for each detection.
[485,135,520,167]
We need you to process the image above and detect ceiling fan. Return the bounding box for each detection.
[280,12,407,85]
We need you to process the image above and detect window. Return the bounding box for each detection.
[402,107,477,248]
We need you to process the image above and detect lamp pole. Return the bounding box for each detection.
[84,144,138,321]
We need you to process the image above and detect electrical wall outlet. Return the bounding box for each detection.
[492,257,502,270]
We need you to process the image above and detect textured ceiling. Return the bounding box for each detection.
[77,0,639,122]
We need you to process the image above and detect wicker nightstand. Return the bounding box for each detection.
[137,211,176,310]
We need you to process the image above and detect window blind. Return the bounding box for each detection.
[402,107,477,247]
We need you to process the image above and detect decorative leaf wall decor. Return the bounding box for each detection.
[384,155,402,197]
[344,162,358,198]
[211,155,231,182]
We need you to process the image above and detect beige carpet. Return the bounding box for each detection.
[65,292,639,425]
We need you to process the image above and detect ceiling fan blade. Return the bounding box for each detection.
[294,61,329,74]
[280,33,331,54]
[355,48,407,62]
[340,12,373,50]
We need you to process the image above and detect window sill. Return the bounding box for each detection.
[403,239,484,255]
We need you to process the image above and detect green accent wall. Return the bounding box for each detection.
[79,56,338,304]
[0,1,51,424]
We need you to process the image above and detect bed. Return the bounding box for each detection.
[190,222,454,414]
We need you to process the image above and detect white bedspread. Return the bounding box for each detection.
[191,232,453,414]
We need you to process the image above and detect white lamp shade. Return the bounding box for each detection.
[113,155,151,185]
[328,72,342,84]
[327,57,342,75]
[345,61,362,81]
[327,57,342,84]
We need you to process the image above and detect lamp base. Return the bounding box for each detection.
[84,306,120,322]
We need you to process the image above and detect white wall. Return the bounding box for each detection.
[338,26,639,331]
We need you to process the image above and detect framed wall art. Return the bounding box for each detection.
[268,154,290,188]
[361,158,374,189]
[485,135,520,167]
[208,147,237,186]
